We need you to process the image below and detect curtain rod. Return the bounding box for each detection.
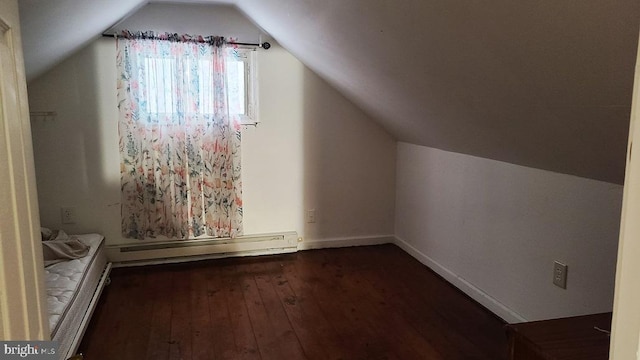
[101,33,271,50]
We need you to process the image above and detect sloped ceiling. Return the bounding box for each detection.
[19,0,145,81]
[19,0,640,183]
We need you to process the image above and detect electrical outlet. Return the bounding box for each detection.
[306,209,316,223]
[61,207,77,224]
[553,261,568,289]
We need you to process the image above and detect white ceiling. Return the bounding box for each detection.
[19,0,640,183]
[19,0,146,81]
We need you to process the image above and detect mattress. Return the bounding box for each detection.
[44,233,108,356]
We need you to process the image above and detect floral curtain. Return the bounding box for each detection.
[117,33,243,240]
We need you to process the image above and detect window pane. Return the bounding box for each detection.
[144,57,176,115]
[140,53,250,119]
[227,60,245,116]
[199,59,214,114]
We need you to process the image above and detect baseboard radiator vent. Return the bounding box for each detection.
[107,231,299,266]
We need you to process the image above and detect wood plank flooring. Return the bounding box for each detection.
[79,244,508,359]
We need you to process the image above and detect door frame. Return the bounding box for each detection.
[610,29,640,359]
[0,0,49,340]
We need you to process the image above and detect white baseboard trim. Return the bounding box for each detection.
[112,247,298,268]
[394,236,527,324]
[108,232,299,266]
[298,235,395,250]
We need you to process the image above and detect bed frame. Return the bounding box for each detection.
[44,234,112,360]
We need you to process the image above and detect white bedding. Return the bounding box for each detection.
[44,233,108,357]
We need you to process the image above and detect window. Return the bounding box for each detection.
[227,48,258,125]
[141,47,258,125]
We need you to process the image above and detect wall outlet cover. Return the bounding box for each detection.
[61,207,77,224]
[553,261,568,289]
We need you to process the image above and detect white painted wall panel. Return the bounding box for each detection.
[395,142,623,322]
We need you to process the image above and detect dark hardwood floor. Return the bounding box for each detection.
[79,244,508,359]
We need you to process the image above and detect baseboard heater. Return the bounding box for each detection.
[106,231,299,266]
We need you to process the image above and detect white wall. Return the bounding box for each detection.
[27,36,396,246]
[395,142,623,322]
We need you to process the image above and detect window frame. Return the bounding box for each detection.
[228,47,259,126]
